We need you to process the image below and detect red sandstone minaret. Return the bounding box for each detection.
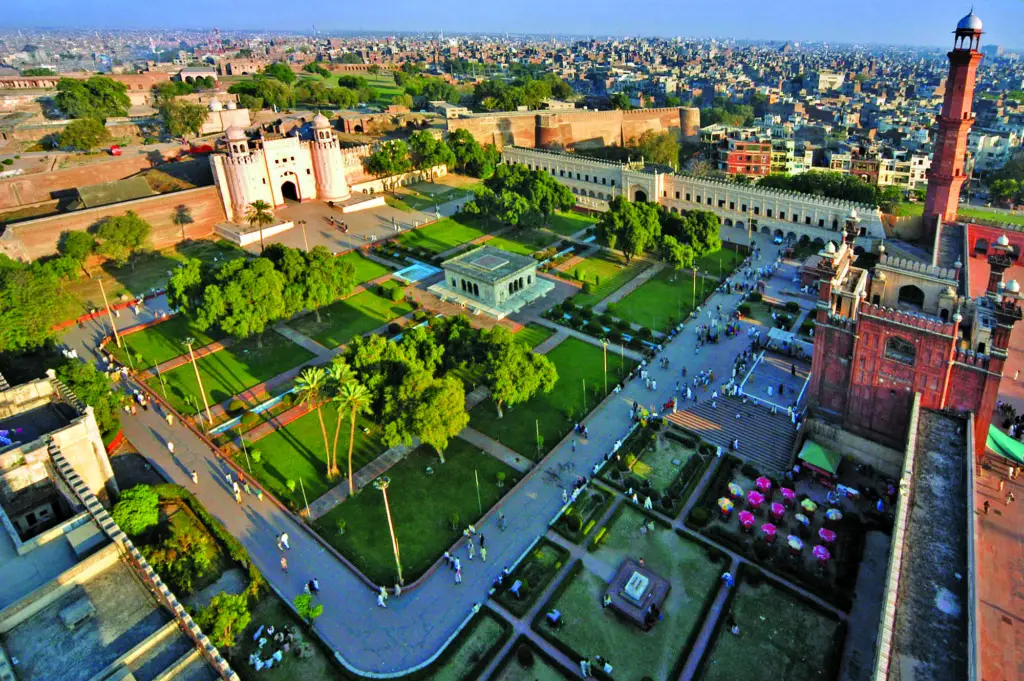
[922,10,984,243]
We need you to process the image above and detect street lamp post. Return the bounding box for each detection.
[184,337,213,425]
[601,339,608,395]
[298,219,309,252]
[96,276,121,348]
[373,476,404,585]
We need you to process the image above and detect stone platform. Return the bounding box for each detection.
[605,558,671,630]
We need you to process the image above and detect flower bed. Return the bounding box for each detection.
[552,487,614,544]
[494,539,570,618]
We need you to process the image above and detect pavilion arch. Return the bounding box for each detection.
[799,234,811,245]
[353,125,364,133]
[588,190,595,198]
[974,238,989,256]
[761,226,771,235]
[631,186,648,202]
[885,336,916,365]
[773,229,784,238]
[812,237,825,246]
[671,207,679,214]
[897,284,925,309]
[735,220,745,230]
[787,231,797,241]
[724,218,734,227]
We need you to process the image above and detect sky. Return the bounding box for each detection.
[4,0,1024,49]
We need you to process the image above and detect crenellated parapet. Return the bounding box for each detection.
[953,348,991,369]
[859,301,957,336]
[877,254,959,282]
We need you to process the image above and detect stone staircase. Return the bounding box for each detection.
[665,394,797,473]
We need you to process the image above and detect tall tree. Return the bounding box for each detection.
[336,380,372,491]
[295,366,334,480]
[408,131,455,181]
[95,211,152,270]
[411,375,468,463]
[55,76,130,120]
[363,140,411,190]
[172,204,194,243]
[58,230,95,275]
[196,593,251,650]
[303,246,355,323]
[596,196,661,263]
[326,358,357,477]
[632,130,680,169]
[660,235,694,279]
[245,200,274,253]
[482,326,558,418]
[58,118,111,150]
[159,98,209,139]
[211,257,287,342]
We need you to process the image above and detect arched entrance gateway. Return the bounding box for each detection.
[281,180,300,202]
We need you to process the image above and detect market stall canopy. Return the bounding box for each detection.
[798,440,842,475]
[987,425,1024,466]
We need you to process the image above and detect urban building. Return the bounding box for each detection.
[428,246,554,318]
[716,128,772,177]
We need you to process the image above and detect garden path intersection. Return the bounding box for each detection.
[61,248,804,676]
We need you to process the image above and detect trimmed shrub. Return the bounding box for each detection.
[250,448,262,463]
[748,291,763,302]
[785,301,801,313]
[588,527,608,552]
[738,303,752,316]
[449,512,460,530]
[241,411,260,426]
[585,321,603,336]
[111,485,159,536]
[740,463,760,478]
[565,512,583,533]
[516,644,535,668]
[607,329,623,344]
[578,305,593,320]
[599,312,614,326]
[387,322,402,335]
[227,399,246,415]
[637,326,653,340]
[689,506,712,528]
[582,281,593,295]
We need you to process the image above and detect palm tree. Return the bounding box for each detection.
[336,382,372,495]
[327,358,357,476]
[294,366,334,480]
[172,204,194,243]
[245,200,274,253]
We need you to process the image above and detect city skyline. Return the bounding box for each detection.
[4,0,1024,50]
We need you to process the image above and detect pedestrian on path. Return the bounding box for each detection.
[1007,492,1016,505]
[280,556,288,573]
[166,441,175,455]
[234,489,242,504]
[232,480,240,496]
[468,539,475,560]
[480,546,487,562]
[983,500,990,515]
[562,489,569,503]
[572,439,576,453]
[721,571,735,588]
[394,582,402,597]
[377,586,388,608]
[498,513,506,531]
[280,532,290,550]
[226,473,234,488]
[191,470,199,486]
[165,412,174,427]
[454,567,462,584]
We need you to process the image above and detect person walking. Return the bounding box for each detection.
[280,556,288,573]
[562,489,569,503]
[572,439,576,453]
[454,566,462,584]
[311,578,320,595]
[498,513,507,531]
[165,412,174,427]
[983,500,991,515]
[377,586,388,608]
[234,489,242,504]
[232,480,240,496]
[280,532,290,550]
[276,534,285,551]
[166,441,175,455]
[480,545,487,562]
[191,470,199,486]
[1007,491,1016,505]
[468,539,475,560]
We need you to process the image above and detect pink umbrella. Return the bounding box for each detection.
[818,528,837,544]
[761,523,777,542]
[812,545,831,561]
[781,488,796,506]
[756,476,773,492]
[770,502,786,520]
[739,510,755,527]
[747,490,765,507]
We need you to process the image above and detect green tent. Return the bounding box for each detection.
[798,440,842,476]
[986,425,1024,466]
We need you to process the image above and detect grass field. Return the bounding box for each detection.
[287,289,412,349]
[893,201,1024,227]
[694,248,745,281]
[485,229,559,256]
[390,181,474,212]
[238,402,383,506]
[700,580,841,681]
[395,215,496,254]
[340,251,391,285]
[612,268,718,333]
[516,323,556,349]
[146,332,313,414]
[426,612,510,681]
[312,439,515,584]
[544,507,722,681]
[64,240,247,320]
[493,646,571,681]
[470,337,634,459]
[113,315,223,370]
[568,251,650,307]
[547,211,598,237]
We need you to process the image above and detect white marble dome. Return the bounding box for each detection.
[312,113,331,129]
[1007,280,1021,294]
[225,100,237,110]
[998,234,1010,247]
[225,126,246,141]
[957,10,983,31]
[825,241,837,255]
[208,98,223,112]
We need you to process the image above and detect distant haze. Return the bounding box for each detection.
[3,0,1023,50]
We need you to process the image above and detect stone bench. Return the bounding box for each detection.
[59,596,95,630]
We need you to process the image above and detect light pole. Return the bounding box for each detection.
[184,337,213,425]
[374,476,403,585]
[298,219,309,252]
[692,267,698,312]
[96,276,121,348]
[601,338,608,395]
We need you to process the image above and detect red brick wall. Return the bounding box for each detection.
[3,186,224,261]
[0,149,185,208]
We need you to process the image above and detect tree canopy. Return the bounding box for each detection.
[597,196,662,263]
[55,76,130,121]
[263,62,297,84]
[58,118,111,151]
[446,128,500,179]
[228,76,295,110]
[408,130,455,179]
[466,162,575,226]
[95,211,152,268]
[482,326,558,418]
[658,207,721,257]
[159,98,209,139]
[700,97,755,127]
[55,358,125,435]
[631,130,680,169]
[362,140,412,189]
[111,485,160,536]
[196,592,251,649]
[472,74,574,111]
[758,170,881,206]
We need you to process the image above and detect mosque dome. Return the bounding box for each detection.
[225,126,246,141]
[312,113,331,129]
[824,241,837,255]
[1007,280,1021,294]
[848,207,859,221]
[208,98,223,112]
[997,234,1010,247]
[957,10,983,31]
[225,100,237,110]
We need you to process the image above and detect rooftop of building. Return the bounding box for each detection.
[441,245,537,283]
[0,402,75,452]
[2,556,172,681]
[69,175,157,211]
[889,410,969,681]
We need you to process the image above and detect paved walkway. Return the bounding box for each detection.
[137,337,235,380]
[306,443,418,520]
[532,318,646,362]
[457,428,533,474]
[273,324,332,357]
[593,259,664,313]
[61,246,814,674]
[435,226,512,260]
[532,328,569,355]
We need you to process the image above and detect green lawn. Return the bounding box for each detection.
[363,72,405,103]
[392,182,474,211]
[892,202,923,217]
[395,215,498,254]
[569,251,650,307]
[611,268,718,333]
[694,248,745,281]
[312,439,516,584]
[114,314,223,370]
[627,436,700,495]
[64,240,247,320]
[238,402,384,507]
[496,540,569,617]
[516,323,556,349]
[547,210,598,237]
[145,332,313,414]
[543,507,723,681]
[485,229,559,256]
[470,337,634,459]
[427,611,510,681]
[287,289,412,349]
[493,644,572,681]
[959,205,1024,226]
[700,580,841,681]
[340,251,391,286]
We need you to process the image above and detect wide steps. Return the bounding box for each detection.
[666,394,796,474]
